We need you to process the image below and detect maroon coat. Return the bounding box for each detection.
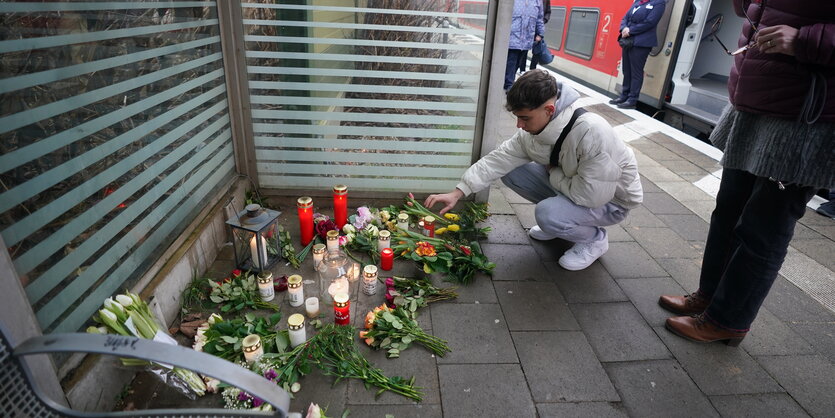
[728,0,835,122]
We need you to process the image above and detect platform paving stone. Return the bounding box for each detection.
[708,393,810,418]
[655,327,783,395]
[545,262,628,303]
[604,359,720,418]
[493,281,580,331]
[437,364,536,418]
[571,303,671,362]
[640,177,663,193]
[655,257,702,290]
[342,404,443,417]
[481,243,550,281]
[756,354,835,418]
[431,272,497,304]
[487,187,514,215]
[512,331,620,402]
[789,238,835,272]
[762,277,835,324]
[641,192,694,215]
[499,185,530,204]
[431,303,518,364]
[657,214,710,242]
[347,342,439,405]
[621,205,667,228]
[788,322,835,364]
[528,235,573,262]
[605,224,633,242]
[510,203,536,228]
[616,277,688,326]
[536,402,627,418]
[287,370,350,415]
[480,214,530,244]
[599,241,669,279]
[628,227,703,259]
[630,140,681,161]
[739,308,816,357]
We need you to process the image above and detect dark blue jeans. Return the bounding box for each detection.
[505,49,527,90]
[620,46,651,102]
[698,168,816,331]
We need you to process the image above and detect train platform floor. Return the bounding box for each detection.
[123,73,835,417]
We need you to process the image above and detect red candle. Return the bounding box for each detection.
[333,292,350,325]
[380,247,394,271]
[297,196,314,246]
[333,184,348,229]
[424,215,436,237]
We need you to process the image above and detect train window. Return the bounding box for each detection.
[564,8,599,60]
[544,7,567,51]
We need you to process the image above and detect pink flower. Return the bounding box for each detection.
[385,277,395,288]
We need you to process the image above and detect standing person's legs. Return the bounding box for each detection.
[618,47,632,101]
[624,46,652,104]
[505,49,524,90]
[530,51,539,70]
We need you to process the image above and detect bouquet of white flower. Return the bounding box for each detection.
[88,291,207,396]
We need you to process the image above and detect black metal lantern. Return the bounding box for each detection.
[226,203,281,272]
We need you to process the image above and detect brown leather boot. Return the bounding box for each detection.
[658,292,709,315]
[665,314,747,346]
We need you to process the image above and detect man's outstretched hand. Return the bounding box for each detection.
[424,189,464,215]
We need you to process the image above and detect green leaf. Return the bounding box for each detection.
[220,304,232,312]
[220,336,238,344]
[235,302,245,311]
[275,333,289,352]
[244,313,255,322]
[382,312,396,322]
[402,335,412,344]
[409,299,417,312]
[209,295,223,303]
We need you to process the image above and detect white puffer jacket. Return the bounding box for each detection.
[456,87,643,209]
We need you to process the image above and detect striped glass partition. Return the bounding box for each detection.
[0,2,234,333]
[242,1,489,192]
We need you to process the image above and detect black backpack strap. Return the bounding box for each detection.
[549,108,587,167]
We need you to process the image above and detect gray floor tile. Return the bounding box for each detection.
[431,303,518,364]
[512,331,620,402]
[631,141,681,161]
[432,271,497,304]
[545,262,628,303]
[500,185,530,204]
[756,355,835,418]
[616,277,688,326]
[536,402,627,418]
[709,393,810,418]
[494,281,580,330]
[789,321,835,364]
[487,187,514,215]
[605,224,634,242]
[482,243,550,281]
[763,277,835,324]
[792,222,824,239]
[655,327,783,395]
[529,236,573,262]
[655,257,702,290]
[657,214,710,242]
[740,308,816,357]
[586,103,634,127]
[341,404,442,417]
[599,242,669,279]
[604,359,719,418]
[628,227,703,259]
[790,238,835,272]
[287,371,349,415]
[665,160,711,179]
[480,214,529,244]
[621,205,667,228]
[642,192,693,215]
[511,203,536,229]
[571,303,671,362]
[347,342,439,405]
[641,178,663,193]
[438,364,536,417]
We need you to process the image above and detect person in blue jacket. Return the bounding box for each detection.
[505,0,545,91]
[610,0,667,109]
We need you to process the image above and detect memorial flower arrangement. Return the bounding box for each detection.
[383,276,457,312]
[392,229,494,284]
[208,269,279,312]
[196,312,288,362]
[220,367,280,411]
[359,304,450,358]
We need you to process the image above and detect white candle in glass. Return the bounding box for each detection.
[250,235,268,269]
[287,274,304,307]
[287,314,306,348]
[377,230,391,251]
[312,243,326,269]
[362,265,378,296]
[242,334,263,363]
[326,230,339,252]
[305,297,320,318]
[396,213,409,230]
[257,271,274,302]
[327,277,349,300]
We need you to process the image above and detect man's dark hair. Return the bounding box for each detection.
[505,69,559,112]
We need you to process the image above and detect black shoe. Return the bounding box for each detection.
[817,200,835,219]
[608,97,626,105]
[617,101,637,109]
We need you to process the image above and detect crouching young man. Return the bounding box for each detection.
[425,70,643,270]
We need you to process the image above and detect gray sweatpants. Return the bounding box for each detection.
[501,162,628,244]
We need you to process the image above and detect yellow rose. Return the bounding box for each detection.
[434,227,447,235]
[447,224,460,232]
[444,213,460,221]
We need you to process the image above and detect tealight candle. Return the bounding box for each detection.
[297,196,314,246]
[327,277,350,300]
[257,271,274,302]
[333,184,348,229]
[396,213,409,230]
[326,230,339,252]
[333,292,350,325]
[362,265,378,296]
[380,247,394,271]
[287,274,304,307]
[377,230,391,251]
[242,334,263,363]
[424,215,436,237]
[312,243,326,269]
[250,235,268,269]
[305,297,320,318]
[287,313,306,348]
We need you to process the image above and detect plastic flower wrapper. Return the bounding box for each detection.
[360,304,450,358]
[89,291,207,397]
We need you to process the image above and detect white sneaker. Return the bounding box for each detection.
[528,225,555,241]
[558,238,609,271]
